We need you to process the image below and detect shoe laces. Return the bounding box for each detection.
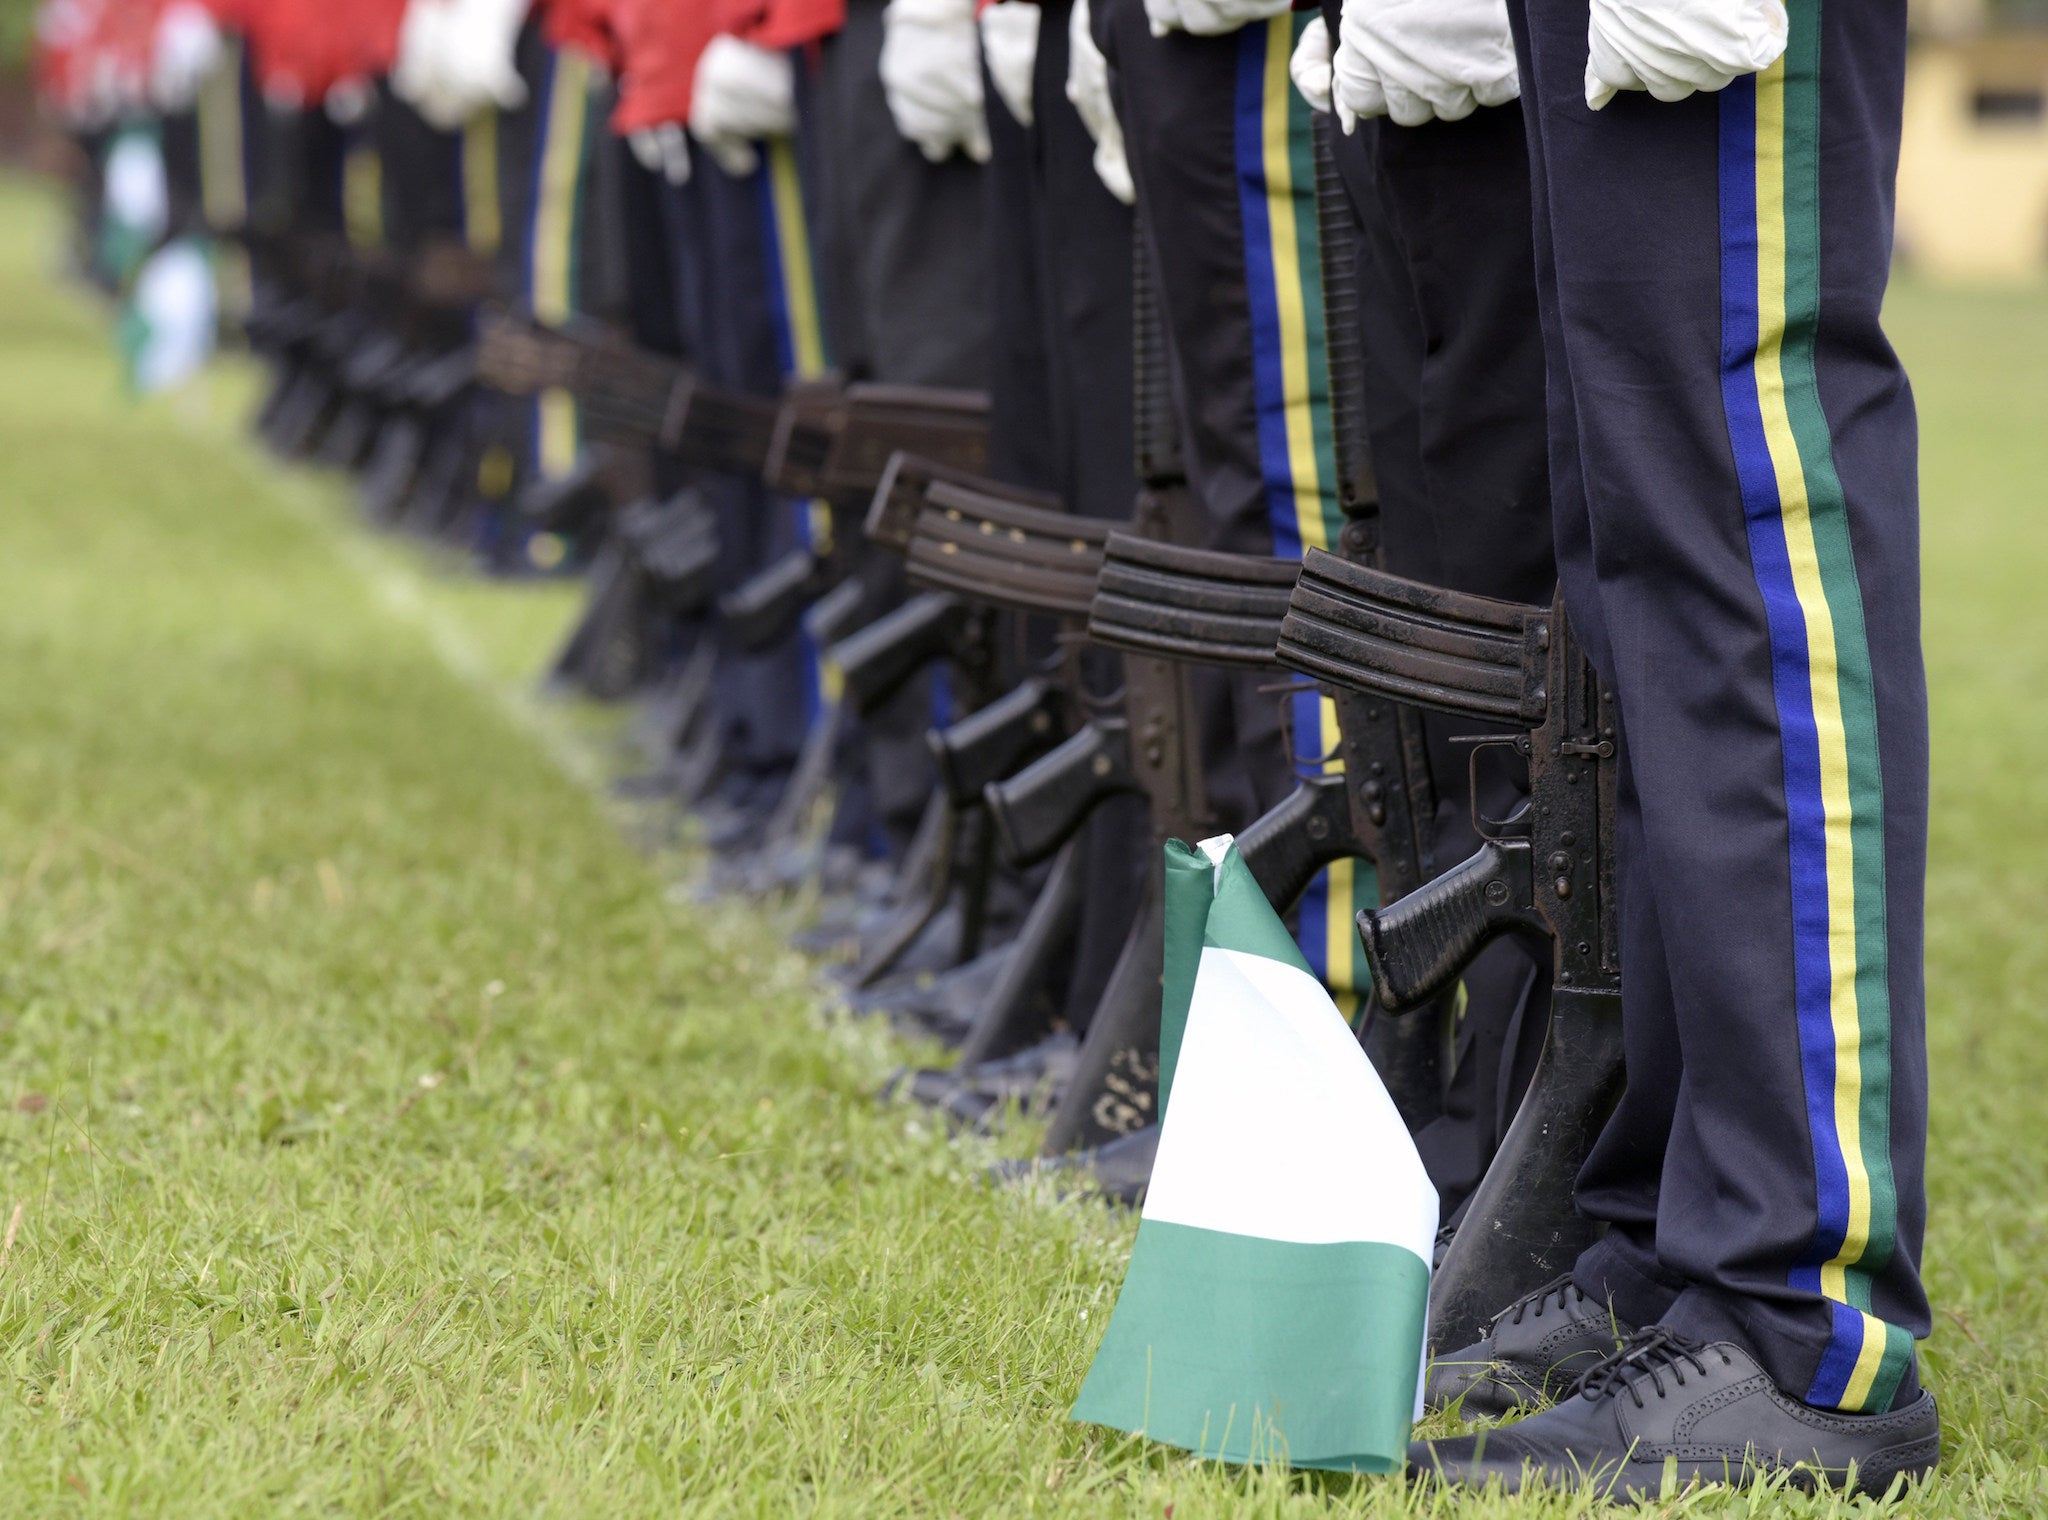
[1503,1274,1586,1327]
[1574,1327,1733,1409]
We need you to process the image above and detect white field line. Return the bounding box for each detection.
[226,444,609,798]
[81,256,617,804]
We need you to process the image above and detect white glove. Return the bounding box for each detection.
[393,0,457,121]
[978,2,1039,129]
[395,0,529,129]
[436,0,531,118]
[687,36,795,177]
[1065,0,1133,205]
[630,123,693,183]
[1585,0,1787,110]
[150,1,223,112]
[1143,0,1287,40]
[1288,13,1332,115]
[879,0,991,164]
[1333,0,1519,130]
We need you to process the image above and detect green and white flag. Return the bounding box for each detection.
[1071,836,1438,1473]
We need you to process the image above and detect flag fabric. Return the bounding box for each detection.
[120,239,218,393]
[1070,835,1438,1473]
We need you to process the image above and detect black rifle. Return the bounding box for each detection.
[819,591,1002,983]
[857,457,1117,1062]
[1027,523,1438,1153]
[784,384,994,503]
[1276,553,1624,1353]
[1024,118,1447,1150]
[478,317,995,502]
[549,493,722,700]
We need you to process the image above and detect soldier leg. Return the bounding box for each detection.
[1028,0,1152,1036]
[1323,98,1554,1213]
[690,151,822,823]
[1510,0,1930,1410]
[1097,0,1374,1013]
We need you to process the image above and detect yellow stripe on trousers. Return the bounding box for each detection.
[463,110,502,259]
[534,53,591,478]
[1751,60,1887,1409]
[1256,17,1353,1007]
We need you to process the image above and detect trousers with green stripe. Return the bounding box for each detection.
[1094,0,1378,1023]
[1510,0,1929,1412]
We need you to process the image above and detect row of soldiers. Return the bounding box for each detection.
[40,0,1941,1494]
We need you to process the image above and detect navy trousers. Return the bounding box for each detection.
[1323,96,1556,1218]
[1096,0,1382,1017]
[683,151,826,802]
[1509,0,1930,1412]
[979,0,1152,1033]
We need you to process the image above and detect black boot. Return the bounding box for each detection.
[986,1124,1159,1207]
[1410,1329,1939,1500]
[1426,1275,1633,1417]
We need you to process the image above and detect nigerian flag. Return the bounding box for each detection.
[1071,836,1438,1473]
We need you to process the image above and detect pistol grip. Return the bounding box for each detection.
[1358,839,1526,1013]
[829,592,962,715]
[1235,775,1358,913]
[984,719,1139,868]
[718,547,824,652]
[928,678,1065,808]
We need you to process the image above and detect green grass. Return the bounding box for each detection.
[0,172,2044,1516]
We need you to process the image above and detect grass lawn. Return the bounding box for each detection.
[0,171,2044,1516]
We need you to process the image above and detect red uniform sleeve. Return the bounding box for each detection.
[244,0,402,103]
[607,0,718,133]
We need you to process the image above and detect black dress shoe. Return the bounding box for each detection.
[986,1124,1158,1207]
[885,1029,1078,1120]
[938,1030,1078,1128]
[1410,1328,1939,1500]
[1426,1274,1633,1417]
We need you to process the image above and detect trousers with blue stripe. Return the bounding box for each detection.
[1509,0,1929,1412]
[1095,0,1376,1022]
[684,143,831,802]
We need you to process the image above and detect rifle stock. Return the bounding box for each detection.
[1276,549,1623,1351]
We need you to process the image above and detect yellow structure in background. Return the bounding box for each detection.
[1900,3,2048,282]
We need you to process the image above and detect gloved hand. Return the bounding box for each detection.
[1142,0,1288,40]
[1585,0,1787,110]
[689,35,796,177]
[435,0,531,119]
[150,1,224,112]
[879,0,991,164]
[630,122,694,184]
[393,0,454,119]
[1066,0,1134,205]
[1288,13,1332,115]
[394,0,530,129]
[979,2,1039,129]
[1332,0,1518,129]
